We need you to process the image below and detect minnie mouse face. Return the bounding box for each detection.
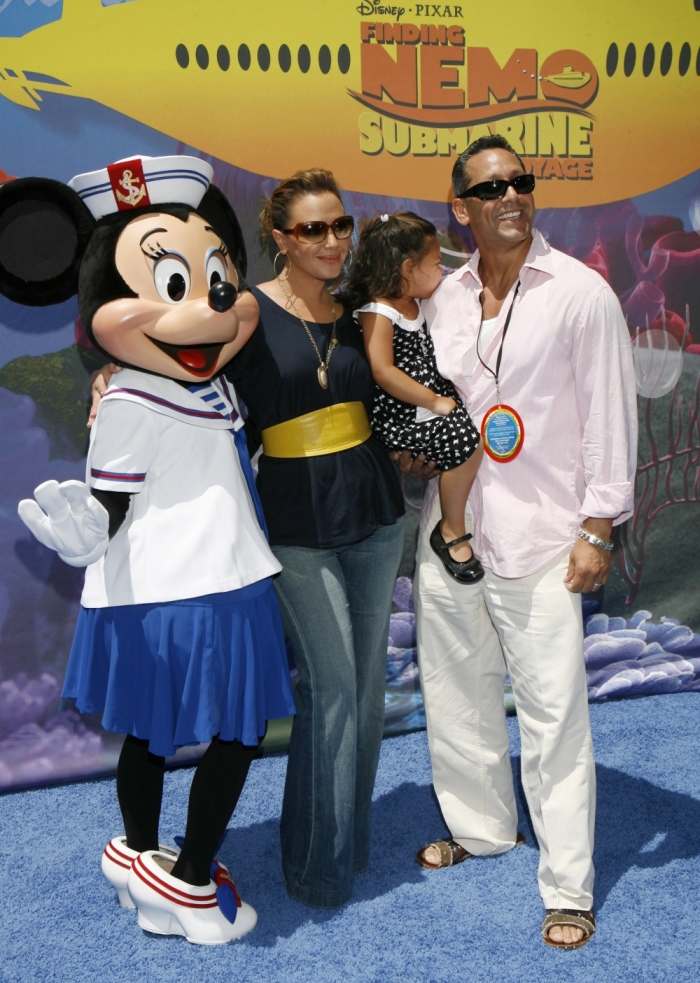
[94,210,240,380]
[0,159,250,383]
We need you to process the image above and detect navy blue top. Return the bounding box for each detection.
[224,287,404,548]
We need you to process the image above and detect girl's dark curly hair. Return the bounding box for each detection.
[339,211,437,313]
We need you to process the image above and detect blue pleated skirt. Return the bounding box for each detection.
[62,578,296,758]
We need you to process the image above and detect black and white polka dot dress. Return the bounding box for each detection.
[356,302,480,471]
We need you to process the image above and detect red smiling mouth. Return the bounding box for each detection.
[148,337,225,377]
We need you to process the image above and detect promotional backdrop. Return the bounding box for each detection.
[1,0,699,790]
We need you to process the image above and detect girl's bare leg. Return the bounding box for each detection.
[438,444,484,562]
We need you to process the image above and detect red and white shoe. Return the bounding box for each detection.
[127,850,257,944]
[101,837,180,909]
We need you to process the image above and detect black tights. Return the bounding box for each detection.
[116,733,259,886]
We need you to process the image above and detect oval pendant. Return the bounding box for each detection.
[317,365,329,389]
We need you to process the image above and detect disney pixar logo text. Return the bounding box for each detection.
[356,3,463,17]
[357,3,406,17]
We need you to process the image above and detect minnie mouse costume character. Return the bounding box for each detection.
[0,156,295,944]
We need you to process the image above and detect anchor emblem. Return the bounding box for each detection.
[107,158,151,211]
[114,169,147,208]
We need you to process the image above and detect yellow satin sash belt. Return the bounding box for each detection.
[261,401,372,458]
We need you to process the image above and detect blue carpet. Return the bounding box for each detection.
[1,694,699,983]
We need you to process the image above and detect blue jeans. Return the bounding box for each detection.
[271,517,405,908]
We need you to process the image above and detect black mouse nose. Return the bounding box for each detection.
[208,280,237,312]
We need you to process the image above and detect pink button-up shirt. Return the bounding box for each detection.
[424,230,638,579]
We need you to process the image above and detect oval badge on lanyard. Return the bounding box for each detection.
[481,404,524,462]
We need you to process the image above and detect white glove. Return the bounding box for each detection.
[18,480,110,567]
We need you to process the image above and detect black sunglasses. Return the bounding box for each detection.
[456,174,536,201]
[281,216,355,244]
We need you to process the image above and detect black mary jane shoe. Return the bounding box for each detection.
[430,521,485,585]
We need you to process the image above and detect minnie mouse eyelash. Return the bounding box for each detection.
[141,240,168,261]
[141,239,228,262]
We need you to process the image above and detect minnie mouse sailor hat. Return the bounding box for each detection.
[68,155,213,221]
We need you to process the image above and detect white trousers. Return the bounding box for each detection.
[413,497,596,910]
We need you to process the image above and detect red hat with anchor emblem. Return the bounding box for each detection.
[68,155,213,221]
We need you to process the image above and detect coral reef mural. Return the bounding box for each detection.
[584,611,700,701]
[385,578,423,737]
[1,16,699,788]
[382,578,700,737]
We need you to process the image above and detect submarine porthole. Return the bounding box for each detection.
[217,45,230,71]
[319,45,331,75]
[195,45,209,70]
[278,44,292,73]
[238,44,251,71]
[642,43,654,77]
[298,44,311,74]
[338,44,351,75]
[606,43,618,77]
[175,44,189,69]
[660,42,672,76]
[258,44,271,72]
[623,43,636,77]
[679,42,691,76]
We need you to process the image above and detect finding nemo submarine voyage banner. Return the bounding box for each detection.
[0,0,699,791]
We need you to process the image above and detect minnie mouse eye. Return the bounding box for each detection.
[206,252,228,288]
[154,255,190,303]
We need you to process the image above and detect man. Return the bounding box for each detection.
[406,135,637,948]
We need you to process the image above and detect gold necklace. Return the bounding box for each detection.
[277,277,338,389]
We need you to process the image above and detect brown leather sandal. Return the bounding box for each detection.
[542,909,596,949]
[416,831,525,869]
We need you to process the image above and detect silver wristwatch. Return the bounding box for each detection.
[578,528,613,552]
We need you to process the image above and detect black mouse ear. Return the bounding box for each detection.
[0,177,95,306]
[196,184,248,280]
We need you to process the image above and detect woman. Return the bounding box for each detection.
[92,169,407,909]
[228,170,405,908]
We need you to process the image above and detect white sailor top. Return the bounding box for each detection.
[82,368,281,609]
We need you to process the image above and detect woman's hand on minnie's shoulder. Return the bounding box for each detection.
[430,395,456,417]
[88,363,122,428]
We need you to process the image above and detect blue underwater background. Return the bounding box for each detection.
[1,8,700,788]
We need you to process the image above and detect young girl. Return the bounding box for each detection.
[346,212,484,584]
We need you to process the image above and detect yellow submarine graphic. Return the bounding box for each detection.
[545,66,591,89]
[0,0,698,208]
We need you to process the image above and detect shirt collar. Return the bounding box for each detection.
[459,229,554,286]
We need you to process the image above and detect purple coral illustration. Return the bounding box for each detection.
[0,710,104,790]
[383,577,700,734]
[0,671,61,740]
[384,577,424,736]
[0,385,109,789]
[0,672,104,789]
[584,610,700,700]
